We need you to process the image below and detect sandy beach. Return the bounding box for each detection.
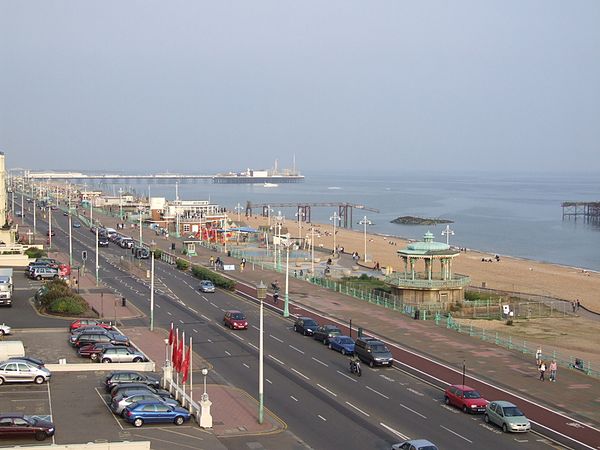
[242,215,600,314]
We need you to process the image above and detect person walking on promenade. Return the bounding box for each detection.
[549,360,558,382]
[539,361,546,381]
[576,299,581,311]
[535,347,542,366]
[210,255,215,267]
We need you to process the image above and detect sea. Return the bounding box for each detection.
[96,171,600,272]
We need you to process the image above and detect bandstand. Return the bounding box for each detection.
[385,231,470,306]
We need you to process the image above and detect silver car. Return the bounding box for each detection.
[0,361,51,385]
[110,391,178,416]
[99,347,147,363]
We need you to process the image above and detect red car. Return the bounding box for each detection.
[78,343,117,361]
[69,319,113,333]
[223,310,248,330]
[444,385,488,414]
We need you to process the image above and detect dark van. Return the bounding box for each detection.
[354,337,393,367]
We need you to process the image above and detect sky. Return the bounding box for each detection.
[1,1,599,175]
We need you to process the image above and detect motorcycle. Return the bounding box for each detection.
[349,359,362,377]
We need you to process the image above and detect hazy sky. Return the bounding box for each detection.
[1,1,599,174]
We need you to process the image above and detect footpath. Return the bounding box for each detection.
[80,212,600,448]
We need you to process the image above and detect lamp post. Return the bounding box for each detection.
[150,240,156,331]
[442,224,455,245]
[359,215,372,262]
[33,196,37,239]
[138,207,144,247]
[118,187,123,220]
[235,202,243,223]
[295,210,305,244]
[68,191,73,267]
[95,221,99,287]
[310,226,315,276]
[280,239,293,318]
[275,212,284,271]
[256,281,267,424]
[48,206,52,250]
[329,212,340,256]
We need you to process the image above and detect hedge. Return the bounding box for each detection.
[191,265,235,291]
[25,247,46,259]
[153,249,163,259]
[176,258,190,270]
[47,296,88,315]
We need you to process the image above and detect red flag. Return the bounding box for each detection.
[181,345,191,383]
[171,329,178,368]
[168,322,174,346]
[176,333,184,372]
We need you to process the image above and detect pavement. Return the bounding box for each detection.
[48,208,600,448]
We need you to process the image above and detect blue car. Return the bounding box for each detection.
[123,400,191,427]
[328,335,355,355]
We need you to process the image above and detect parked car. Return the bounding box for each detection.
[99,347,147,363]
[223,310,248,330]
[105,371,160,392]
[392,439,439,450]
[0,323,11,336]
[119,238,135,249]
[354,337,393,367]
[35,258,59,267]
[123,400,191,427]
[444,385,488,414]
[293,317,319,336]
[484,401,531,433]
[72,331,130,348]
[0,361,51,385]
[111,391,179,416]
[69,318,113,333]
[110,383,171,400]
[26,262,52,275]
[29,267,59,281]
[199,280,215,293]
[0,414,55,441]
[312,324,342,344]
[328,335,355,355]
[70,325,117,338]
[98,236,109,247]
[72,221,81,228]
[7,356,45,367]
[78,343,118,361]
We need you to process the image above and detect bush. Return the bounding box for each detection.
[38,279,72,308]
[153,249,163,259]
[191,265,235,290]
[47,296,88,315]
[176,258,190,271]
[25,247,46,259]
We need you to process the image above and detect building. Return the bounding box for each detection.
[149,198,229,239]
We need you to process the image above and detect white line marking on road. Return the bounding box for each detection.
[224,351,231,356]
[441,425,473,443]
[312,357,329,367]
[379,374,395,382]
[251,325,260,331]
[269,334,283,343]
[231,333,245,342]
[336,370,358,383]
[291,367,310,380]
[242,363,250,369]
[202,296,208,301]
[210,302,218,308]
[94,387,123,431]
[318,415,327,421]
[366,385,390,399]
[290,395,299,402]
[407,387,424,397]
[248,343,259,350]
[399,403,427,419]
[156,304,161,308]
[265,378,272,384]
[200,314,211,322]
[317,384,338,397]
[167,311,172,316]
[345,401,370,417]
[189,308,198,314]
[178,320,184,324]
[289,345,305,354]
[193,329,198,333]
[269,354,284,365]
[380,422,410,441]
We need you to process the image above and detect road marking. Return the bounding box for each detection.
[193,329,198,333]
[231,333,245,342]
[312,357,329,367]
[290,396,298,402]
[291,368,310,380]
[380,374,395,382]
[248,343,259,350]
[317,384,338,397]
[210,302,219,308]
[318,415,327,421]
[179,320,184,324]
[265,378,272,384]
[269,334,283,343]
[336,370,358,383]
[94,387,123,431]
[156,304,161,308]
[189,308,198,314]
[380,422,410,441]
[289,345,305,354]
[167,311,172,316]
[345,401,370,417]
[269,354,285,365]
[202,296,208,301]
[399,403,427,419]
[366,385,390,399]
[207,339,213,343]
[407,387,424,397]
[251,325,260,331]
[441,425,472,443]
[242,363,250,369]
[200,314,212,322]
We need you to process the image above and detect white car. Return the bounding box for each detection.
[0,323,11,336]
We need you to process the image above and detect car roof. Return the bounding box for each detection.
[226,309,242,314]
[0,413,26,419]
[449,384,476,391]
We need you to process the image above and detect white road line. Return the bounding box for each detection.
[269,354,285,365]
[345,401,370,417]
[94,387,123,431]
[189,308,198,314]
[265,378,272,384]
[156,304,161,308]
[317,384,338,397]
[178,319,184,324]
[46,382,56,444]
[202,296,208,301]
[224,351,231,356]
[166,311,172,316]
[248,343,259,350]
[441,425,473,443]
[200,314,212,322]
[193,329,198,333]
[318,415,327,421]
[336,370,358,383]
[380,422,410,441]
[207,338,213,343]
[311,357,329,367]
[290,396,299,402]
[269,334,283,343]
[289,345,305,354]
[231,333,245,342]
[210,302,219,308]
[251,325,260,331]
[366,385,390,399]
[242,363,250,369]
[399,403,427,419]
[291,367,310,380]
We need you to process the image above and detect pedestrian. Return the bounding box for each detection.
[535,347,542,366]
[572,301,576,313]
[549,360,557,382]
[576,299,581,311]
[539,361,546,381]
[273,292,279,304]
[210,256,215,266]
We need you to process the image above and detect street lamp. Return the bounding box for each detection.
[48,206,52,250]
[442,224,455,245]
[150,240,156,331]
[138,207,145,247]
[68,189,73,267]
[280,238,293,318]
[274,212,284,271]
[359,215,372,262]
[295,210,305,244]
[329,212,340,256]
[95,220,99,287]
[119,187,123,220]
[256,281,267,424]
[235,202,243,223]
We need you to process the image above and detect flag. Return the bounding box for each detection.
[176,332,184,373]
[181,344,191,383]
[171,329,178,368]
[168,322,174,346]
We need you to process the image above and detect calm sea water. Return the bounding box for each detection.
[99,171,600,271]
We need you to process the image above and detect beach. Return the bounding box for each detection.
[242,215,600,314]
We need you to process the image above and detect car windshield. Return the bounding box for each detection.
[463,390,482,399]
[371,344,389,353]
[202,282,213,286]
[503,406,524,417]
[419,446,438,450]
[231,313,245,320]
[305,320,318,327]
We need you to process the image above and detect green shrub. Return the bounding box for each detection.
[25,247,46,258]
[153,249,163,259]
[191,265,235,290]
[176,258,190,270]
[47,296,87,315]
[39,279,72,308]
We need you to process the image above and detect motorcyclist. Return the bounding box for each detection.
[349,355,361,375]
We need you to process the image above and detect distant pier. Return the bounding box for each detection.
[561,201,600,221]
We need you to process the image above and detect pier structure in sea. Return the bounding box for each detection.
[245,201,379,229]
[561,201,600,222]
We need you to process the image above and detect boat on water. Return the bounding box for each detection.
[263,183,279,188]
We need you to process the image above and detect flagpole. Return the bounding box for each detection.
[182,331,186,407]
[189,336,193,413]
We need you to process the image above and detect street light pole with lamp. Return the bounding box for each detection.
[359,215,372,262]
[149,240,156,331]
[329,212,340,256]
[95,221,99,287]
[274,212,284,271]
[256,281,267,424]
[280,238,293,318]
[295,210,305,244]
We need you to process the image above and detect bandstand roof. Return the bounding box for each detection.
[398,231,459,257]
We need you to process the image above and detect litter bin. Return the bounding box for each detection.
[414,309,420,320]
[171,243,176,250]
[227,250,231,257]
[122,297,127,307]
[357,327,363,338]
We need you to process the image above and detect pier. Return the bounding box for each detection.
[561,201,600,221]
